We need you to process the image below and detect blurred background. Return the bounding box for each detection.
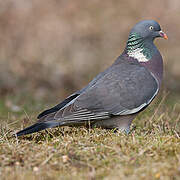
[0,0,179,103]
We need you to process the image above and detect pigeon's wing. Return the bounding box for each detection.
[37,93,80,119]
[74,63,159,116]
[48,62,159,122]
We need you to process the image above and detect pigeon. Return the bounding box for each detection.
[17,20,167,136]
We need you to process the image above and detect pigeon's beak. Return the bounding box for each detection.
[159,31,168,40]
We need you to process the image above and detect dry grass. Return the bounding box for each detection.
[0,93,180,180]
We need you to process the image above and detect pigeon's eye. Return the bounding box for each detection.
[149,26,154,30]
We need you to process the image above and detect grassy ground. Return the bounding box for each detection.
[0,92,180,180]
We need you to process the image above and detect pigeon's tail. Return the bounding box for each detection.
[16,122,60,136]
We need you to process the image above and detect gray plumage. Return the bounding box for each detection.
[17,20,167,136]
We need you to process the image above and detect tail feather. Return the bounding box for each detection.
[16,122,60,136]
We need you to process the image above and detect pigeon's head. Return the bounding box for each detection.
[129,20,168,41]
[126,20,167,62]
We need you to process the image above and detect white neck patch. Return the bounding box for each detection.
[127,48,149,62]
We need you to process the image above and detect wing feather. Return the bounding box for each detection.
[38,61,159,125]
[74,63,159,116]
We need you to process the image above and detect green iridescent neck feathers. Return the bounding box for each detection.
[126,32,153,62]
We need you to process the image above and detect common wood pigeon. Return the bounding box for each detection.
[17,20,167,136]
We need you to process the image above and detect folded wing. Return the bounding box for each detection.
[40,62,159,123]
